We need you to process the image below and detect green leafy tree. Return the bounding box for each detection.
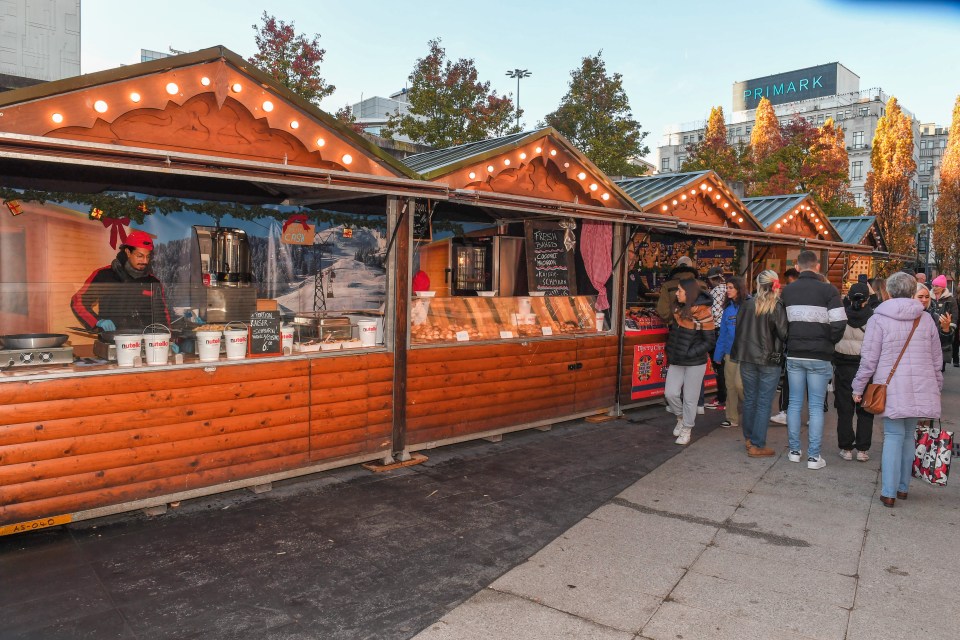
[381,38,518,148]
[249,12,335,105]
[544,51,649,177]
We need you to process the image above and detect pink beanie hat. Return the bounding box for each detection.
[932,275,948,288]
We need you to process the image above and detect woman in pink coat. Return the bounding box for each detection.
[852,272,943,507]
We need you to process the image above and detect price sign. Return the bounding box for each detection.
[413,199,434,242]
[524,221,577,296]
[249,311,281,356]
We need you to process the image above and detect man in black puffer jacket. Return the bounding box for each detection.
[781,250,846,470]
[656,256,705,323]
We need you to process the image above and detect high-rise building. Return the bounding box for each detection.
[657,63,948,270]
[351,89,413,141]
[0,0,79,83]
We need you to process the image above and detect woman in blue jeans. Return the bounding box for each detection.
[730,270,789,457]
[852,272,943,507]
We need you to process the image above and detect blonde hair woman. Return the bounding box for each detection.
[730,270,789,457]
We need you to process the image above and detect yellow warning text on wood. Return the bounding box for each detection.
[0,514,72,536]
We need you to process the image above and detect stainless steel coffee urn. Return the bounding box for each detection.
[190,226,256,322]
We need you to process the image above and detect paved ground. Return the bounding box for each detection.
[2,369,957,640]
[0,396,710,640]
[414,367,960,640]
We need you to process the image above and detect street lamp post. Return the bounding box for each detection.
[505,68,531,130]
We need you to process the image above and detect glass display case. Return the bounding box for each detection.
[410,295,603,345]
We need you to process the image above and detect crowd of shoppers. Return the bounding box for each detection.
[661,254,948,508]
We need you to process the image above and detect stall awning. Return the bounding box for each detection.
[615,171,764,238]
[0,46,421,183]
[829,216,887,253]
[741,194,840,242]
[402,127,642,214]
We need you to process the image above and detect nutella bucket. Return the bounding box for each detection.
[142,324,171,366]
[223,322,248,360]
[113,334,142,367]
[196,330,222,362]
[281,324,294,355]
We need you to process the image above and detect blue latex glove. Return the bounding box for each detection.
[184,310,205,324]
[96,318,116,332]
[170,343,180,354]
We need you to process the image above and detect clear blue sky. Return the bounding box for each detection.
[81,0,960,158]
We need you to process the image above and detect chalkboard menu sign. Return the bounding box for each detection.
[412,199,433,242]
[249,310,281,356]
[524,221,577,296]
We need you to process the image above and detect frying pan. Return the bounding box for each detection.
[0,333,69,349]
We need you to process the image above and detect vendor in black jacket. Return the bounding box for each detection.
[71,230,172,333]
[656,256,705,322]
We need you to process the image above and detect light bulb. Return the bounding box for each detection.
[661,205,668,211]
[316,138,325,147]
[535,146,542,153]
[166,82,179,95]
[681,194,687,200]
[290,120,299,129]
[342,154,353,165]
[93,100,108,113]
[468,171,476,179]
[672,199,678,205]
[577,172,586,180]
[201,77,211,86]
[262,101,274,112]
[503,159,510,166]
[601,193,610,201]
[589,184,598,191]
[487,165,494,172]
[519,152,527,160]
[550,149,557,156]
[51,113,63,124]
[231,83,242,93]
[129,92,141,103]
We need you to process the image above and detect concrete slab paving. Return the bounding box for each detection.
[689,545,858,609]
[641,601,816,640]
[669,570,849,640]
[413,589,635,640]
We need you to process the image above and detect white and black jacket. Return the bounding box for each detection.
[781,271,846,361]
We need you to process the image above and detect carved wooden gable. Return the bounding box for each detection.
[652,176,758,231]
[0,58,401,177]
[437,135,630,209]
[767,199,833,240]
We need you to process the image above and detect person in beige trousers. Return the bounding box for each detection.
[713,276,747,428]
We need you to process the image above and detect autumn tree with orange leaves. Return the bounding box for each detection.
[250,12,335,106]
[681,106,743,182]
[746,97,784,195]
[865,96,918,261]
[805,117,858,217]
[933,96,960,278]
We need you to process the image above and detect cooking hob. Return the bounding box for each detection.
[0,346,74,368]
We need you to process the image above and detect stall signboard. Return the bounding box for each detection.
[281,215,315,246]
[249,310,282,356]
[631,344,716,401]
[413,199,433,242]
[524,221,577,296]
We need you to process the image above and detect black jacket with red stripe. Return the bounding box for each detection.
[71,254,171,332]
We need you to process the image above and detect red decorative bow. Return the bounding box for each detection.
[102,217,131,249]
[283,214,309,232]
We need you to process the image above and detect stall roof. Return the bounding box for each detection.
[402,127,636,212]
[615,171,763,234]
[829,216,887,251]
[0,45,422,182]
[741,194,840,242]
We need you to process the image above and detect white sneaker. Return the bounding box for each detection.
[673,418,683,437]
[839,449,853,461]
[697,406,705,415]
[675,427,692,445]
[770,411,787,425]
[788,450,802,463]
[807,455,826,470]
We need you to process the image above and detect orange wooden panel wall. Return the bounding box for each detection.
[0,355,393,526]
[406,336,617,445]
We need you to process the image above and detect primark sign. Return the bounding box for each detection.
[732,63,840,112]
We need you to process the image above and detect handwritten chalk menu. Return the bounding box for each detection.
[413,199,433,242]
[249,310,281,356]
[524,221,577,296]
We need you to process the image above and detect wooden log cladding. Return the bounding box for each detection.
[0,355,393,527]
[406,337,617,445]
[308,353,394,463]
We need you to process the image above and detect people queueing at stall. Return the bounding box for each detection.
[661,254,950,508]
